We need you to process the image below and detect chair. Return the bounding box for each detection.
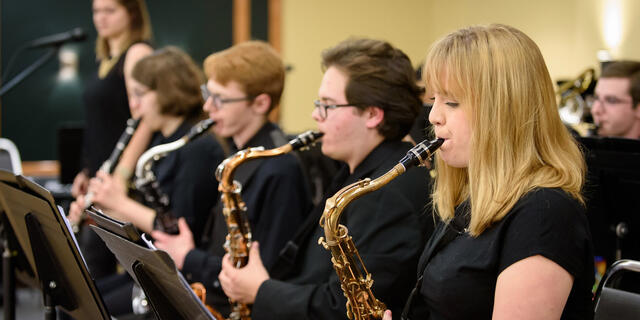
[594,259,640,320]
[0,138,22,175]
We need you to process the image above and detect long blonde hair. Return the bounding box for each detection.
[95,0,152,60]
[424,24,585,236]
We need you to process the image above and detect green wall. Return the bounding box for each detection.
[0,0,270,161]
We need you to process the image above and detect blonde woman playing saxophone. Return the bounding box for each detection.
[390,24,594,320]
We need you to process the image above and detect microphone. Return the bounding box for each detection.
[27,27,87,49]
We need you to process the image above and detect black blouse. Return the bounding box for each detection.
[82,48,132,176]
[414,188,594,320]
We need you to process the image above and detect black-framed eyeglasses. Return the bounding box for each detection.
[313,100,358,120]
[592,94,632,108]
[201,84,254,110]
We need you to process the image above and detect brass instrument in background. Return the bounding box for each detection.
[557,68,598,136]
[318,138,444,320]
[134,118,215,234]
[215,130,323,320]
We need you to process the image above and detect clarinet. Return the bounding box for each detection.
[215,130,323,320]
[134,118,215,234]
[72,118,140,232]
[318,138,443,320]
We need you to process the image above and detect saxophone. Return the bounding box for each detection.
[318,138,444,320]
[134,118,215,234]
[73,117,140,232]
[215,130,323,320]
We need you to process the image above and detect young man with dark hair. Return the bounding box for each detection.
[218,38,434,319]
[592,60,640,139]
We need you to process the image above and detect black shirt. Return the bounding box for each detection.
[147,118,224,242]
[414,188,594,320]
[253,140,434,320]
[82,46,133,176]
[181,122,312,313]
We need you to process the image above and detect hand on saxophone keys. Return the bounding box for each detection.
[218,241,270,304]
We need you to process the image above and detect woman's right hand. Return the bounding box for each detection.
[382,310,392,320]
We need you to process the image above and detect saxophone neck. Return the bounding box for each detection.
[134,119,215,184]
[321,164,405,237]
[134,138,186,185]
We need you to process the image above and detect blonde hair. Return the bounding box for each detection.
[95,0,152,60]
[203,41,285,111]
[424,24,585,236]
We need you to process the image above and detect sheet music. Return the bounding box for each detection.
[58,205,88,266]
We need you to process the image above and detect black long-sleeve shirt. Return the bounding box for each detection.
[147,118,224,241]
[252,140,434,320]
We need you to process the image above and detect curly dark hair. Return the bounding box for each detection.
[321,38,424,141]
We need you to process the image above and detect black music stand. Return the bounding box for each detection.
[580,137,640,265]
[86,207,216,320]
[0,169,110,320]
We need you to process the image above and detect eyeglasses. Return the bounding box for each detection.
[201,84,253,109]
[313,100,358,120]
[592,94,632,108]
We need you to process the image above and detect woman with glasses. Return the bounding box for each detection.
[386,24,594,320]
[150,41,312,318]
[84,47,224,316]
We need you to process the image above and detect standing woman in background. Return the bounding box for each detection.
[392,24,594,320]
[70,0,153,280]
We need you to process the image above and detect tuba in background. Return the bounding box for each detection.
[557,68,598,137]
[318,138,443,320]
[215,130,323,320]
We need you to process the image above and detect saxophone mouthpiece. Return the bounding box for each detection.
[290,130,324,150]
[399,138,444,168]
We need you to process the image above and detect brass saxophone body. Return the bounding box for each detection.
[318,138,444,320]
[134,118,215,234]
[215,130,323,320]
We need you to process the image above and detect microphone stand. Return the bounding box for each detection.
[0,46,59,97]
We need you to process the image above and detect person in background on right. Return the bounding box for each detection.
[388,24,594,320]
[591,60,640,139]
